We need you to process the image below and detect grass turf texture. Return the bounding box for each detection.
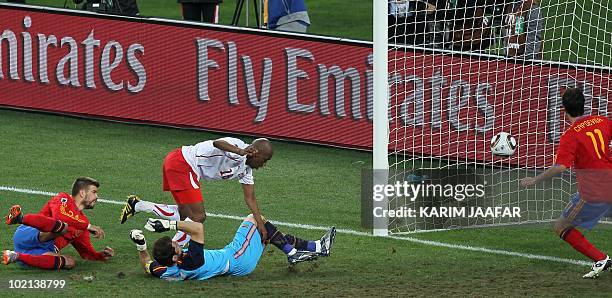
[1,109,612,296]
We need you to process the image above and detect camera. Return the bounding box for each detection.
[73,0,140,16]
[73,0,118,13]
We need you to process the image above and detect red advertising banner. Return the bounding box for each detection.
[0,5,373,149]
[0,5,610,167]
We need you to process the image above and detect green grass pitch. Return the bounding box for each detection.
[2,109,612,296]
[0,0,611,295]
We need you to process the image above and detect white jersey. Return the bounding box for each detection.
[181,137,254,185]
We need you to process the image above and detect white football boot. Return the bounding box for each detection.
[583,255,611,278]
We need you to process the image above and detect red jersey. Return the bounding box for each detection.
[555,115,612,201]
[39,192,106,261]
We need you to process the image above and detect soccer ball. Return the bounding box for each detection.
[490,132,517,157]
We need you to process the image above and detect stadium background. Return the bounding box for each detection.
[1,0,612,296]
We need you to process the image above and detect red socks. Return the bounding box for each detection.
[17,253,65,270]
[21,214,66,233]
[562,228,606,261]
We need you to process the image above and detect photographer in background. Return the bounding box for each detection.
[445,0,495,52]
[388,0,439,46]
[503,0,543,59]
[179,0,222,23]
[73,0,140,16]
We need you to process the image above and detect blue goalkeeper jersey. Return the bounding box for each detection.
[147,240,231,281]
[146,221,265,281]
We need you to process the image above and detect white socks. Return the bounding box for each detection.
[172,218,193,247]
[134,199,192,247]
[135,200,180,221]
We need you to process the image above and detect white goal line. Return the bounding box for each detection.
[0,185,590,267]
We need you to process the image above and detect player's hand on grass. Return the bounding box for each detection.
[520,177,537,187]
[101,246,114,260]
[130,229,147,251]
[88,225,105,239]
[145,218,177,233]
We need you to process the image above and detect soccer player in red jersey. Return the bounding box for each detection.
[2,177,114,270]
[521,88,612,278]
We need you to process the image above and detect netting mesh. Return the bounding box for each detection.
[385,0,612,233]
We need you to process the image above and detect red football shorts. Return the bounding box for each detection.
[162,148,203,204]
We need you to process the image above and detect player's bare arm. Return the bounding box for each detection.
[242,183,267,242]
[213,139,257,156]
[129,229,152,271]
[138,250,152,272]
[520,165,567,187]
[177,221,204,244]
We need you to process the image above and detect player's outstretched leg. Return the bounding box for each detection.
[263,221,335,265]
[2,250,75,270]
[120,195,181,224]
[556,198,612,278]
[283,227,336,257]
[558,225,611,278]
[4,205,67,234]
[120,195,190,246]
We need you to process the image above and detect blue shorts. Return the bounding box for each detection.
[562,193,612,230]
[13,225,58,256]
[224,221,264,276]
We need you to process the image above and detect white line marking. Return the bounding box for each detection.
[0,185,590,267]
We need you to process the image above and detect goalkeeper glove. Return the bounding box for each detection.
[130,229,147,251]
[145,218,177,233]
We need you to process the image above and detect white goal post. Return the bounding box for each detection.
[373,0,612,235]
[373,0,390,236]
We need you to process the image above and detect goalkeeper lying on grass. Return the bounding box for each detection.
[130,214,335,281]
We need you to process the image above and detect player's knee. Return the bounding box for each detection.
[62,256,76,270]
[554,218,572,237]
[189,211,205,223]
[178,204,190,221]
[190,204,206,223]
[245,214,256,223]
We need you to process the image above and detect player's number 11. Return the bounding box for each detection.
[586,129,606,159]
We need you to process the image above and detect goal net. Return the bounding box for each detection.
[374,0,612,234]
